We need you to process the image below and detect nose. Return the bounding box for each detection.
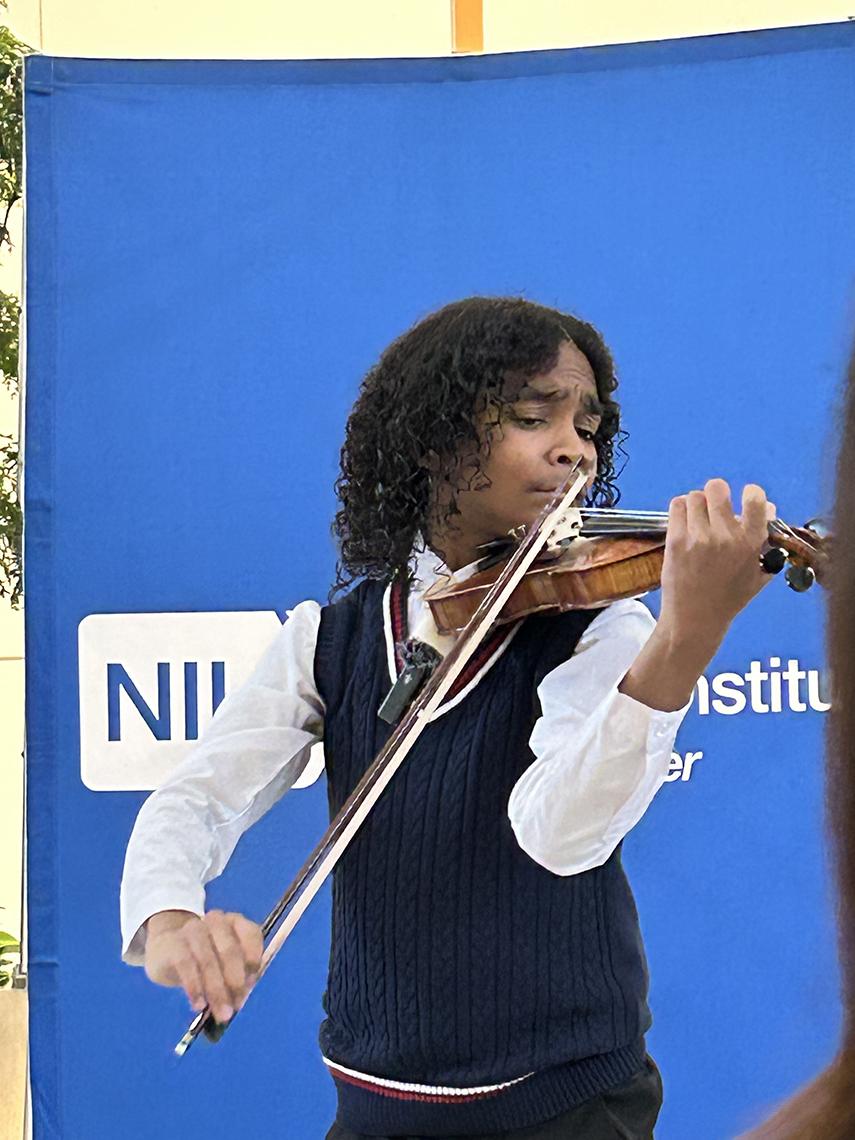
[553,448,580,467]
[548,425,588,469]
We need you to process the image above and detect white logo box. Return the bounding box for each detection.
[78,611,325,792]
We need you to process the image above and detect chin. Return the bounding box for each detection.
[505,503,542,532]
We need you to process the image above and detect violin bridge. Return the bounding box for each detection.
[545,507,583,555]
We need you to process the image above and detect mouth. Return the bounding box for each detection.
[531,485,576,497]
[530,485,588,506]
[531,467,592,497]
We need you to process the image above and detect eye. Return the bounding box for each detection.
[515,416,547,429]
[577,428,597,442]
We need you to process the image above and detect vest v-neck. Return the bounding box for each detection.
[382,576,522,720]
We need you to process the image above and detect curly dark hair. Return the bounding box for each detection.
[332,296,624,593]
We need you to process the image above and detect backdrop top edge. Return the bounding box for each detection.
[23,20,855,89]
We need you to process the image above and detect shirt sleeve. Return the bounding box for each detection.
[119,599,324,965]
[507,598,689,876]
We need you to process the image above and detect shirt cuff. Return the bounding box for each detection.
[120,887,206,966]
[617,683,692,739]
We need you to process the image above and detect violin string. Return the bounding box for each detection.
[580,510,667,530]
[581,518,666,525]
[579,511,818,555]
[769,518,819,559]
[581,509,669,517]
[770,518,799,543]
[778,520,821,553]
[580,508,668,536]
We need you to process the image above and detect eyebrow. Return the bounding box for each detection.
[515,386,605,418]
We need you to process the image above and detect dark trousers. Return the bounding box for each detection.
[325,1056,663,1140]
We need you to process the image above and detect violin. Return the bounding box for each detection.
[425,508,831,636]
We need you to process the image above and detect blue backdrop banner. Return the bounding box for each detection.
[24,23,855,1139]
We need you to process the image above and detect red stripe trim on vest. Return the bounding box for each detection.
[390,577,509,701]
[325,1063,522,1103]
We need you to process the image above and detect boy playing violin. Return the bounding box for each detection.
[121,297,774,1139]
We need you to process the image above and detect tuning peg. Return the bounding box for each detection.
[785,563,815,592]
[759,547,787,575]
[804,517,831,540]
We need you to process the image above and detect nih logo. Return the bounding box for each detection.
[78,611,324,792]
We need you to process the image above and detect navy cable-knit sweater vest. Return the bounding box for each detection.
[313,579,651,1136]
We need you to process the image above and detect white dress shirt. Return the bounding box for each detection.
[120,546,688,965]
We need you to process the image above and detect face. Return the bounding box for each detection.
[432,339,602,567]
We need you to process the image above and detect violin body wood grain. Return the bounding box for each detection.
[427,536,666,634]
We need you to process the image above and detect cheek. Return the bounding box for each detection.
[490,441,539,486]
[480,432,529,478]
[586,443,601,490]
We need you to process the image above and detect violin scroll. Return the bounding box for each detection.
[763,518,831,591]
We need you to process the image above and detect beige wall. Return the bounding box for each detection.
[9,0,855,58]
[485,1,854,52]
[36,1,453,58]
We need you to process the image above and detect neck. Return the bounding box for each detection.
[425,534,479,573]
[423,517,486,573]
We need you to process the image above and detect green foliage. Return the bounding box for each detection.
[0,26,24,228]
[0,287,19,391]
[0,927,20,987]
[0,431,20,603]
[0,20,27,608]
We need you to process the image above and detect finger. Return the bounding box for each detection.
[185,922,234,1024]
[685,489,710,540]
[704,478,739,538]
[230,914,264,980]
[205,911,252,1007]
[740,484,769,544]
[666,495,687,548]
[171,950,206,1013]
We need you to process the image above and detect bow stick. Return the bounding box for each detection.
[175,459,588,1055]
